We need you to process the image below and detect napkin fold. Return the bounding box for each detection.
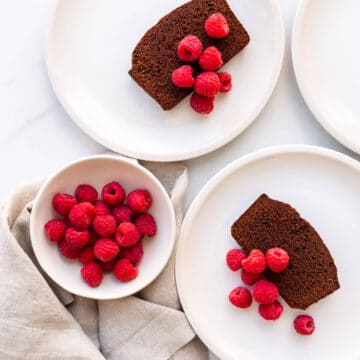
[0,162,209,360]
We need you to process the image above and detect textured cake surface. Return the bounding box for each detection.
[231,194,340,310]
[129,0,250,110]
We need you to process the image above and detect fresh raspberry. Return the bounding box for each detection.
[172,65,195,88]
[242,249,266,274]
[253,280,279,304]
[177,35,203,62]
[226,249,247,271]
[69,202,96,229]
[115,222,141,247]
[190,93,214,114]
[52,193,77,216]
[229,287,252,308]
[294,315,315,335]
[65,227,90,251]
[218,72,232,93]
[134,214,157,237]
[266,247,290,273]
[205,13,230,38]
[259,300,283,320]
[127,189,152,213]
[75,184,98,203]
[114,258,138,282]
[112,205,134,224]
[194,72,221,98]
[94,238,119,262]
[241,269,262,286]
[44,219,66,242]
[120,241,144,264]
[79,247,95,265]
[198,46,223,71]
[92,215,116,237]
[101,181,125,206]
[81,262,103,287]
[94,200,111,216]
[58,239,78,259]
[101,260,115,272]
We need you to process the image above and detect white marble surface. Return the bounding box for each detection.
[0,0,358,211]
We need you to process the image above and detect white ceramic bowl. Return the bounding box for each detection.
[30,155,176,300]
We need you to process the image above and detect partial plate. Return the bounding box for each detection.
[176,145,360,360]
[45,0,284,161]
[293,0,360,154]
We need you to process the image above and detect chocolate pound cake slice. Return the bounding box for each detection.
[129,0,250,110]
[231,194,340,310]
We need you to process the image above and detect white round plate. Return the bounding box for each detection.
[293,0,360,154]
[176,145,360,360]
[30,155,176,300]
[45,0,284,161]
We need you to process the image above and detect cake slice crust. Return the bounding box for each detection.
[129,0,250,110]
[231,194,340,310]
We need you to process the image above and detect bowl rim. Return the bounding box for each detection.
[30,154,176,300]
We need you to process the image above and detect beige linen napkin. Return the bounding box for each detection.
[0,162,209,360]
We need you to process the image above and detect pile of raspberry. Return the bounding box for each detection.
[44,182,157,288]
[226,247,315,336]
[172,13,232,115]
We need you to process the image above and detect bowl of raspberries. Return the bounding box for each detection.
[30,155,176,299]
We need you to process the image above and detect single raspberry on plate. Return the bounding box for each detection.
[198,46,223,71]
[194,72,221,98]
[101,181,125,206]
[44,219,66,242]
[218,72,232,93]
[94,200,111,216]
[101,260,116,272]
[226,249,247,271]
[229,287,252,308]
[92,215,116,237]
[65,227,90,251]
[114,258,138,282]
[241,269,262,286]
[294,315,315,335]
[79,247,95,265]
[75,184,98,203]
[242,249,266,274]
[115,222,141,247]
[112,205,134,224]
[127,189,152,213]
[172,65,195,88]
[120,241,144,264]
[266,247,290,273]
[134,213,157,237]
[81,262,103,287]
[253,279,279,304]
[52,193,77,216]
[177,35,203,62]
[69,202,96,229]
[190,93,214,114]
[205,13,230,38]
[58,239,78,259]
[94,238,119,262]
[258,300,283,320]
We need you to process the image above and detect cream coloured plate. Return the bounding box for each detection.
[45,0,284,161]
[176,145,360,360]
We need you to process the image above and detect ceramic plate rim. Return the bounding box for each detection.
[176,144,360,360]
[44,0,285,162]
[292,0,360,155]
[29,154,176,300]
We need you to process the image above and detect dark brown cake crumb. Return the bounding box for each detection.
[129,0,250,110]
[231,194,340,310]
